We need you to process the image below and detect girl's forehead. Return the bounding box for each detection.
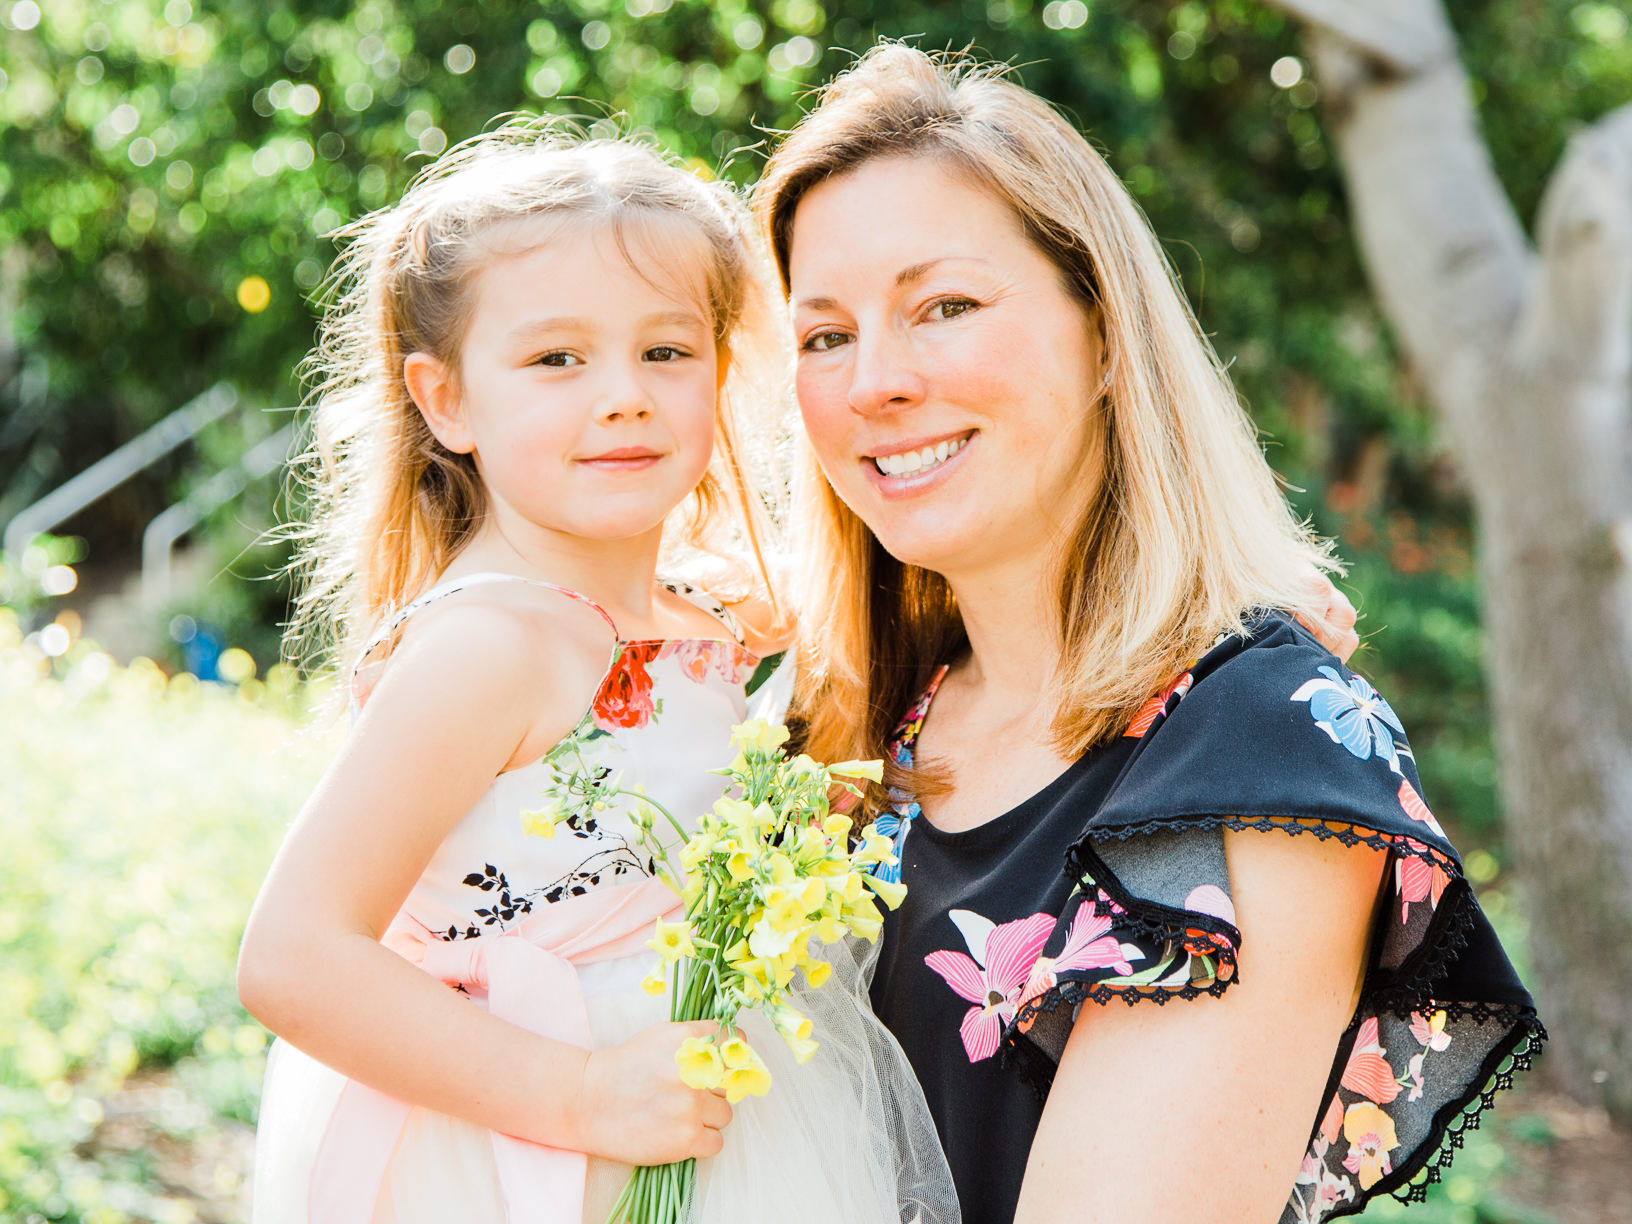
[478,211,719,319]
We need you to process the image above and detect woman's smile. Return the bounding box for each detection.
[862,431,976,494]
[789,155,1104,579]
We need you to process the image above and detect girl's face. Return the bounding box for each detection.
[421,222,720,548]
[788,156,1105,584]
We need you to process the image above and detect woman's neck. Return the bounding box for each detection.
[942,554,1064,713]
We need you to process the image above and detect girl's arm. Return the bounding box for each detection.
[1013,829,1386,1224]
[237,598,730,1165]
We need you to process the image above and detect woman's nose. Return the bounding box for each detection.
[846,330,926,415]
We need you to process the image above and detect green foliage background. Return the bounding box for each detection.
[17,0,1625,845]
[1,3,1628,1215]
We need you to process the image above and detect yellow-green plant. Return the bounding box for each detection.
[524,719,899,1224]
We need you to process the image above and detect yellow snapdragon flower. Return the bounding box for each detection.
[845,896,884,942]
[646,918,696,964]
[718,1032,757,1070]
[828,759,884,782]
[771,1004,819,1063]
[797,877,828,916]
[722,1057,772,1103]
[676,1036,725,1089]
[747,911,801,960]
[863,873,907,911]
[681,834,716,872]
[730,719,791,756]
[725,844,755,883]
[520,801,562,839]
[855,827,898,868]
[641,969,668,996]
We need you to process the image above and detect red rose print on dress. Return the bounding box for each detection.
[657,640,759,687]
[592,643,661,731]
[925,908,1055,1062]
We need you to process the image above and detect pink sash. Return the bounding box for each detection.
[308,877,682,1224]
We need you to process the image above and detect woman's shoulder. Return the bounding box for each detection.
[1097,611,1451,853]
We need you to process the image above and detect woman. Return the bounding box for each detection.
[755,45,1542,1224]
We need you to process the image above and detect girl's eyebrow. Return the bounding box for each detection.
[505,311,708,342]
[794,256,994,313]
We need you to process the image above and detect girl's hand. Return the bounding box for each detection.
[1295,569,1360,663]
[577,1020,734,1164]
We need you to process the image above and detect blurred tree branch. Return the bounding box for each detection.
[1265,0,1632,1124]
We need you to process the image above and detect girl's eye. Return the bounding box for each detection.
[535,351,581,367]
[800,330,851,353]
[644,345,688,362]
[926,298,977,322]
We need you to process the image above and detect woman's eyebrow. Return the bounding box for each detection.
[896,256,991,287]
[795,256,994,314]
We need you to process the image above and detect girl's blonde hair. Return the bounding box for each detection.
[754,44,1336,808]
[287,119,786,674]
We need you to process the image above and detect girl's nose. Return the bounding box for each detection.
[597,366,655,421]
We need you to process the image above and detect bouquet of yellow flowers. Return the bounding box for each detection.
[525,719,903,1224]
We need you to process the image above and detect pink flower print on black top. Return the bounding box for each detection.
[924,909,1054,1062]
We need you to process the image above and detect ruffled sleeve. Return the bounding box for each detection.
[1003,613,1543,1224]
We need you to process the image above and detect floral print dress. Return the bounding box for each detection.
[868,612,1541,1224]
[254,572,763,1223]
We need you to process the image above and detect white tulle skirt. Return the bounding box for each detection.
[252,941,958,1224]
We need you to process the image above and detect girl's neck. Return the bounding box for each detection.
[447,514,665,627]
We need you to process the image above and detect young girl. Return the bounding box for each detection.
[238,126,955,1224]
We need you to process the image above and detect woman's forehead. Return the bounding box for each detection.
[788,157,1030,291]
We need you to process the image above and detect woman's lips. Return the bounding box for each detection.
[861,432,974,497]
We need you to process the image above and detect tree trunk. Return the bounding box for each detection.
[1264,0,1632,1122]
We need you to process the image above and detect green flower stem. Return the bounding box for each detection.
[601,784,691,845]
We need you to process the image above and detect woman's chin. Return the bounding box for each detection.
[869,525,987,578]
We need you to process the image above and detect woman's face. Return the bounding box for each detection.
[788,155,1105,583]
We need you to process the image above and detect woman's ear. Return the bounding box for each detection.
[1086,302,1113,390]
[404,352,474,454]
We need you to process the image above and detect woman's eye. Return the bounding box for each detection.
[800,330,850,353]
[535,351,580,367]
[926,298,977,321]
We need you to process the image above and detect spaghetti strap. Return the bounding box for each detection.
[353,573,619,677]
[657,577,747,646]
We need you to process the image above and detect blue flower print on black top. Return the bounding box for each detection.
[1291,665,1407,774]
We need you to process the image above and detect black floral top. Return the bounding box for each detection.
[868,612,1542,1224]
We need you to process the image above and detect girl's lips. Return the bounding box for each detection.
[579,449,663,470]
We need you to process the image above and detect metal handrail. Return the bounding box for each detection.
[141,424,295,605]
[2,382,239,563]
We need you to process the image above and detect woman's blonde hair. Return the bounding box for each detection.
[754,44,1336,809]
[286,119,786,675]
